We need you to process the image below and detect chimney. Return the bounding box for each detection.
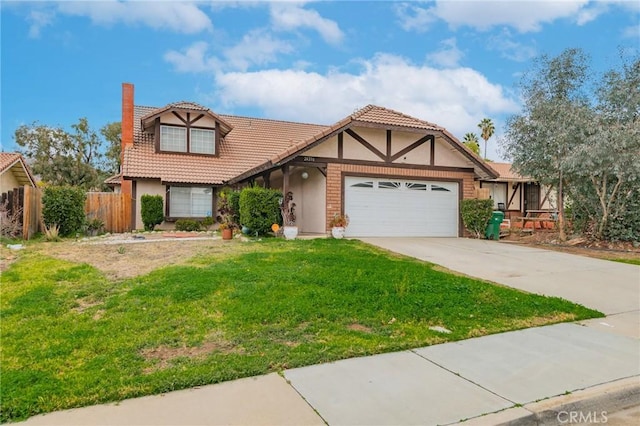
[121,83,134,198]
[121,83,134,162]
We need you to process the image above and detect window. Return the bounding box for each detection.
[378,181,401,190]
[169,186,213,218]
[351,181,374,188]
[190,128,215,154]
[406,182,427,191]
[431,184,451,192]
[160,126,187,152]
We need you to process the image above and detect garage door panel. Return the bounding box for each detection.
[344,177,458,237]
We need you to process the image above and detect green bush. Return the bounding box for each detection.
[141,195,164,231]
[42,186,86,237]
[228,190,241,225]
[175,219,201,232]
[239,187,282,235]
[461,199,494,238]
[218,188,241,228]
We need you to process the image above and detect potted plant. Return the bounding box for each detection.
[280,191,298,240]
[329,213,349,239]
[218,190,237,240]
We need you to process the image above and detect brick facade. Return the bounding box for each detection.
[325,163,475,233]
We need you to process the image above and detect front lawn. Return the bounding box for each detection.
[0,239,601,422]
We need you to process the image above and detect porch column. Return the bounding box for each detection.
[282,164,290,196]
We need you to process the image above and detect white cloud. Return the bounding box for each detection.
[269,2,344,44]
[397,0,590,33]
[622,24,639,39]
[164,41,219,73]
[56,0,212,34]
[426,37,464,68]
[224,29,294,71]
[395,3,437,33]
[212,53,518,139]
[487,29,537,62]
[27,9,55,38]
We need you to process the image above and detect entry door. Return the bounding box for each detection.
[524,183,540,212]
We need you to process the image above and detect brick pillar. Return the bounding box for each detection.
[325,163,342,231]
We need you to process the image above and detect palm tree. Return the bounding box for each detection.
[478,118,495,160]
[462,132,480,155]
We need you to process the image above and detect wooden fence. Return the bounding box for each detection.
[85,192,132,234]
[1,186,132,239]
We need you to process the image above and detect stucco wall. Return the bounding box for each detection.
[134,179,166,230]
[0,170,20,194]
[434,138,474,168]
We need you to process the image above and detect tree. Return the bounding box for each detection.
[462,132,480,155]
[15,118,109,190]
[503,48,591,241]
[478,118,495,160]
[101,122,122,175]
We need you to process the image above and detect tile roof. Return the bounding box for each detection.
[139,102,234,134]
[488,162,531,181]
[0,152,36,187]
[122,103,499,185]
[122,106,327,185]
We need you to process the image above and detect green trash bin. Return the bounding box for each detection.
[485,211,504,240]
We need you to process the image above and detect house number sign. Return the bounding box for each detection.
[303,156,316,162]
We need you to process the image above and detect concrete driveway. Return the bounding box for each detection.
[361,238,640,337]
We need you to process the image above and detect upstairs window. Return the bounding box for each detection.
[190,128,215,154]
[160,125,215,155]
[160,126,187,152]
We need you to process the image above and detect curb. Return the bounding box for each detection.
[459,376,640,425]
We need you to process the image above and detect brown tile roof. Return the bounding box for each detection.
[0,152,36,186]
[122,106,327,185]
[123,103,499,185]
[487,162,531,181]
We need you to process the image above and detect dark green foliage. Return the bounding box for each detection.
[201,216,214,231]
[217,188,241,228]
[140,195,164,231]
[175,219,201,232]
[228,190,241,225]
[461,199,494,238]
[42,186,86,237]
[239,187,282,235]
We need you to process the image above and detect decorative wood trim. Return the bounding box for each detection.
[386,130,392,159]
[345,129,386,161]
[430,138,435,166]
[294,156,474,173]
[338,132,343,159]
[215,121,220,157]
[318,167,327,178]
[191,113,205,125]
[540,185,552,207]
[282,164,290,199]
[172,111,188,125]
[389,135,432,162]
[508,182,521,209]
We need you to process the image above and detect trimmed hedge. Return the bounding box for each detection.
[175,219,201,232]
[141,195,164,231]
[461,199,494,238]
[239,187,282,235]
[42,186,86,237]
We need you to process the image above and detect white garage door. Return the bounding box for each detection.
[344,176,459,237]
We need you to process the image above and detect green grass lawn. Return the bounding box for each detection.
[611,258,640,266]
[0,239,602,422]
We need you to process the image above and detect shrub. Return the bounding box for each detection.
[42,186,86,237]
[175,219,201,232]
[218,188,241,228]
[0,201,22,239]
[239,186,282,235]
[141,195,164,231]
[202,216,214,231]
[460,199,494,238]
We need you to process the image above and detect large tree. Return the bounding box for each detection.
[462,132,480,155]
[477,118,495,160]
[101,121,122,175]
[15,117,110,190]
[503,48,591,241]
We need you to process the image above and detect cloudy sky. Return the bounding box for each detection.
[2,0,638,160]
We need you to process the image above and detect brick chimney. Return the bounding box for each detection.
[121,83,134,197]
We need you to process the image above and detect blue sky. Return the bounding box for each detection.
[2,0,638,161]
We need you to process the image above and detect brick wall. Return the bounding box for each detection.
[325,163,475,230]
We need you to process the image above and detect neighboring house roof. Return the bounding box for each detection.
[122,106,328,185]
[486,162,532,182]
[122,103,498,185]
[0,152,37,187]
[104,173,122,186]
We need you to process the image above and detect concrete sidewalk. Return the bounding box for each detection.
[19,239,640,425]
